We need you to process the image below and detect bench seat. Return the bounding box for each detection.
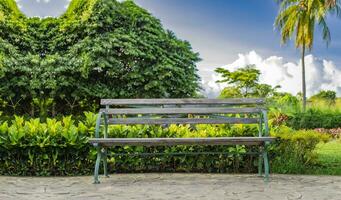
[89,137,276,147]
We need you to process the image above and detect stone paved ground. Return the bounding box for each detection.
[0,174,341,200]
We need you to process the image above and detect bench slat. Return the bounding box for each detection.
[101,107,261,115]
[101,98,265,106]
[89,137,276,147]
[107,117,258,125]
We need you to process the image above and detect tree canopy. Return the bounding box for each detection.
[0,0,200,118]
[215,65,279,98]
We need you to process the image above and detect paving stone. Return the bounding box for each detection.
[0,174,340,200]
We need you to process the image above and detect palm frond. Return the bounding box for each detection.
[318,17,331,46]
[275,0,335,49]
[327,0,341,17]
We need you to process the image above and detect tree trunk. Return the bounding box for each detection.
[301,46,307,112]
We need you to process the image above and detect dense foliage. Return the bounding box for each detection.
[0,0,200,119]
[0,113,329,175]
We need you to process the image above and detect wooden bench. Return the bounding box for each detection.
[89,98,276,184]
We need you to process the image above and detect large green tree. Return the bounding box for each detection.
[274,0,340,111]
[0,0,200,118]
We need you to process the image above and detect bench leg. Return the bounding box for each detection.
[103,148,109,178]
[94,148,102,184]
[263,150,270,182]
[258,153,263,177]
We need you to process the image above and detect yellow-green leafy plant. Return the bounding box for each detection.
[271,125,330,173]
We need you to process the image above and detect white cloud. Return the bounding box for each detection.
[35,0,50,3]
[200,51,341,98]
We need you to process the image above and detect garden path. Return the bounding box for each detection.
[0,174,340,200]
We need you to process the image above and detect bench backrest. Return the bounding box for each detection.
[101,98,265,106]
[99,98,266,125]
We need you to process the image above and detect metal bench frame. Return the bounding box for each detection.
[89,98,275,184]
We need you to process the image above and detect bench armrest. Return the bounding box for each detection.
[95,111,108,139]
[261,109,269,137]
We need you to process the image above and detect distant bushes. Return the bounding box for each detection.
[267,93,341,130]
[286,108,341,129]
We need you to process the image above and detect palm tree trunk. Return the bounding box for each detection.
[301,45,307,112]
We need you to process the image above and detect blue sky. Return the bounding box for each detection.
[135,0,341,65]
[16,0,341,96]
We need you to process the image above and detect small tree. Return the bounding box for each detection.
[215,65,279,98]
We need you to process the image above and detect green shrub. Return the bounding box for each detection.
[106,124,259,173]
[0,114,262,175]
[286,108,341,129]
[0,113,332,175]
[270,125,330,174]
[0,114,96,175]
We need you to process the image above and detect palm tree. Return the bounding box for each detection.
[274,0,340,111]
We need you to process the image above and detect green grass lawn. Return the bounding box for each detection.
[308,140,341,175]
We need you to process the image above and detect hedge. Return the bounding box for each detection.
[0,112,330,176]
[0,0,201,118]
[287,109,341,129]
